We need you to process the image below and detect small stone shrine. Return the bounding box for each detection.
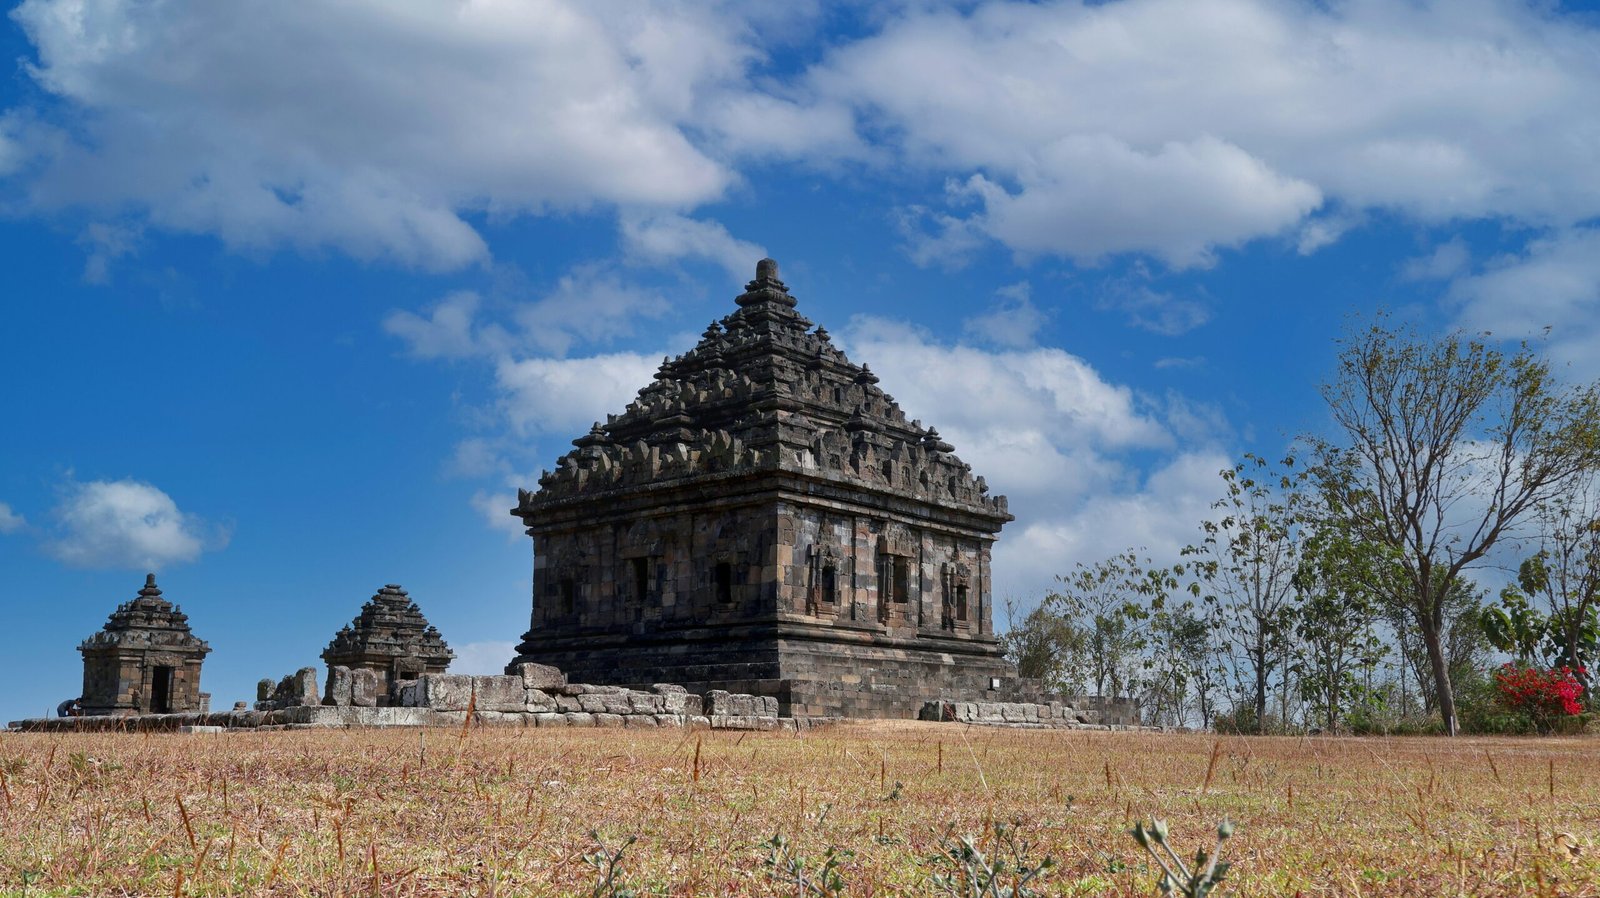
[506,259,1024,718]
[321,584,453,703]
[79,574,211,716]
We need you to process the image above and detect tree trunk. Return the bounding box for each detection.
[1419,618,1458,736]
[1560,620,1591,695]
[1254,662,1268,733]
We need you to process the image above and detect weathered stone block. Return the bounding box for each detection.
[654,714,685,727]
[565,712,595,727]
[555,695,582,712]
[512,662,567,690]
[281,706,344,726]
[470,676,527,712]
[533,712,567,728]
[577,694,607,713]
[324,666,353,706]
[293,668,319,707]
[473,711,525,728]
[623,715,658,728]
[373,708,433,727]
[415,674,476,710]
[706,690,732,715]
[350,668,381,708]
[600,694,633,715]
[594,713,625,728]
[526,688,555,713]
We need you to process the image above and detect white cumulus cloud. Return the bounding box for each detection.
[5,0,756,270]
[495,351,662,438]
[46,478,225,570]
[837,315,1229,604]
[619,213,767,284]
[810,0,1600,265]
[0,502,25,534]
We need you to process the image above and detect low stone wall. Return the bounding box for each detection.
[7,665,795,733]
[919,698,1145,729]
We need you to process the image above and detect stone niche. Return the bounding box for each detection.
[79,574,211,716]
[505,259,1021,718]
[321,584,453,705]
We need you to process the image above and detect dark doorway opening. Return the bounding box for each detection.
[632,557,651,603]
[151,666,174,713]
[715,562,733,604]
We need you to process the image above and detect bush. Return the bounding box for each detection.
[1491,664,1585,733]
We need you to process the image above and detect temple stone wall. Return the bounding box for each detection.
[530,501,778,635]
[920,698,1145,729]
[10,664,795,733]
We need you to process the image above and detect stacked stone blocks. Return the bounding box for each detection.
[920,698,1144,729]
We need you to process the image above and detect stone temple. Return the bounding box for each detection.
[322,584,454,702]
[79,574,211,716]
[506,259,1026,718]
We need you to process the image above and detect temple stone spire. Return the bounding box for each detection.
[79,574,211,716]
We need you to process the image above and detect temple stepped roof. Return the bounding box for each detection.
[322,584,453,666]
[79,574,210,655]
[519,259,1010,521]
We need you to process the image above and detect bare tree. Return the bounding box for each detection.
[1312,319,1600,735]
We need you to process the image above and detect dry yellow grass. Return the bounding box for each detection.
[1,722,1596,896]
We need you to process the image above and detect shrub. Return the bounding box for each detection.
[1491,664,1585,733]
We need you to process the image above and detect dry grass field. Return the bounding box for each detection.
[1,721,1597,896]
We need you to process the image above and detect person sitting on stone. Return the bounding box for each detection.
[56,697,82,718]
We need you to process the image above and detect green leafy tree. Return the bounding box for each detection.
[1311,319,1600,735]
[1049,550,1174,701]
[1520,483,1600,690]
[1185,454,1308,732]
[1002,600,1088,694]
[1143,601,1217,727]
[1292,525,1389,730]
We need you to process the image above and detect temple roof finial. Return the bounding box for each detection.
[736,257,796,309]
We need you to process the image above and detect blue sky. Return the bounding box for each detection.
[4,0,1600,721]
